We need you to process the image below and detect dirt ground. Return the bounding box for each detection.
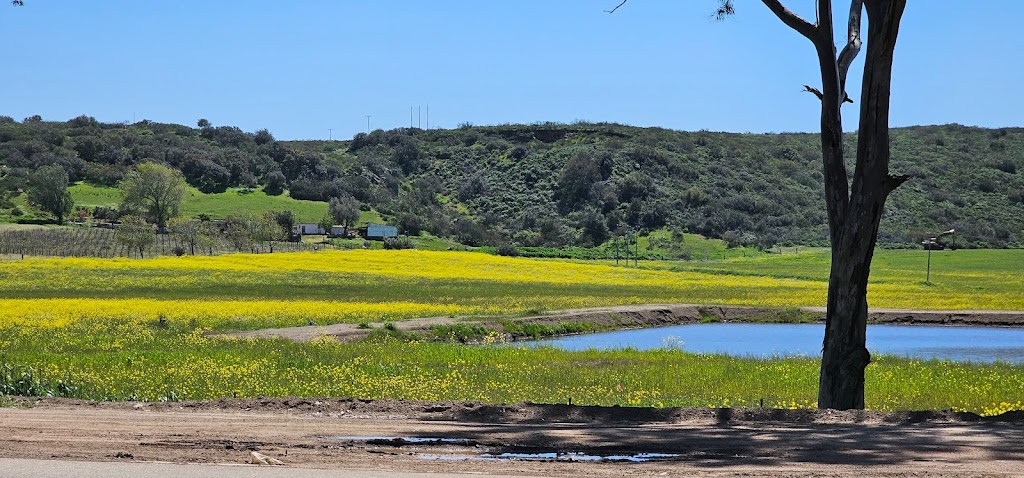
[223,304,1024,343]
[1,397,1023,477]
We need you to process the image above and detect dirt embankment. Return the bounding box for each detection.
[224,304,1024,343]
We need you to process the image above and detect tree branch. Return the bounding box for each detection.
[605,0,628,14]
[805,84,854,103]
[883,174,912,194]
[761,0,819,42]
[837,0,864,94]
[803,85,824,100]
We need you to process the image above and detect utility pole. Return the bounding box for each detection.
[925,238,934,284]
[365,115,372,133]
[924,228,955,284]
[328,128,333,141]
[635,228,640,267]
[614,235,619,266]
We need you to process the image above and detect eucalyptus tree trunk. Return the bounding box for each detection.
[762,0,907,409]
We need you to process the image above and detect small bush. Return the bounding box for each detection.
[383,237,415,250]
[496,244,519,257]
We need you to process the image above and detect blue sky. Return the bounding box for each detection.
[3,1,1021,140]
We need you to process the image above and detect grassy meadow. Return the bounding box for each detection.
[668,247,1024,309]
[68,183,383,225]
[1,248,1022,414]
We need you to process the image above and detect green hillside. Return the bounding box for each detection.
[69,183,331,224]
[1,115,1021,248]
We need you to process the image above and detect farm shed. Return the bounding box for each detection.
[295,223,325,235]
[365,223,398,239]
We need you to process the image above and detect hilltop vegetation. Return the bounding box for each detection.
[1,115,1021,248]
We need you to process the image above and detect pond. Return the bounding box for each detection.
[525,323,1024,364]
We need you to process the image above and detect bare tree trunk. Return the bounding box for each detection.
[761,0,906,409]
[817,0,906,410]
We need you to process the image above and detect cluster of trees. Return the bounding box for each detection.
[113,210,302,259]
[15,159,303,257]
[2,116,1022,249]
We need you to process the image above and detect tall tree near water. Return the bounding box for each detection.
[613,0,908,409]
[118,163,188,233]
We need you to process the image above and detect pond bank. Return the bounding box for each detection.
[222,304,1024,343]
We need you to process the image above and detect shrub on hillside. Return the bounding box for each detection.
[383,237,415,250]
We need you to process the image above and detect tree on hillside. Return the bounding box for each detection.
[329,195,361,236]
[119,163,187,233]
[613,0,908,409]
[264,170,287,196]
[115,214,155,259]
[557,152,603,212]
[27,165,74,224]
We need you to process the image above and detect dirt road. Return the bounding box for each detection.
[2,398,1022,477]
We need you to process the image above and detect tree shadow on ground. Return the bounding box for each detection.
[437,405,1024,468]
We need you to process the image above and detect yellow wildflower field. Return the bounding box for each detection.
[1,249,1022,331]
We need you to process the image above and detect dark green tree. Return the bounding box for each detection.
[274,210,296,238]
[27,165,74,224]
[263,170,287,196]
[557,152,602,211]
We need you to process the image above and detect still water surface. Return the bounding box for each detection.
[527,323,1024,364]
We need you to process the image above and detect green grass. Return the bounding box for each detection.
[67,183,390,225]
[0,323,1019,413]
[663,248,1024,304]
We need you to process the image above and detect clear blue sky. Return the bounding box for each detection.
[3,1,1021,140]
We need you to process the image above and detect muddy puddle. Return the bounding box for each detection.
[332,435,681,463]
